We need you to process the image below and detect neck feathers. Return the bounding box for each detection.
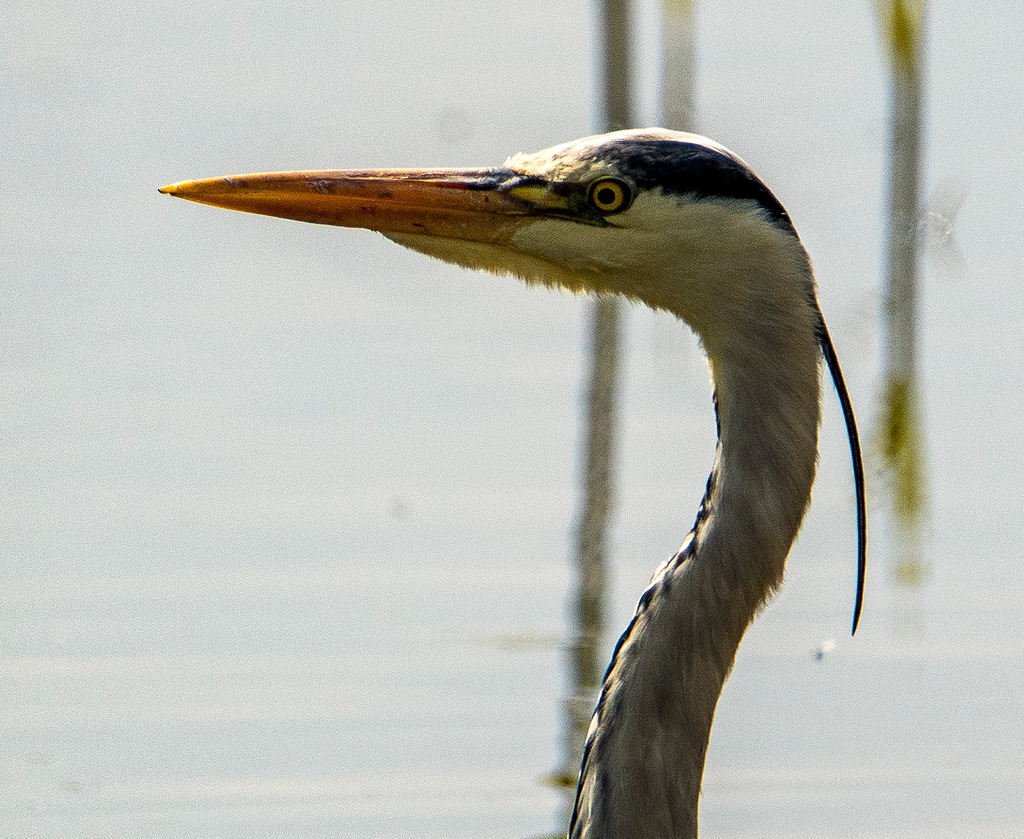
[570,212,821,839]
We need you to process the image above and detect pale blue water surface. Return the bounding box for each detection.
[2,1,1023,836]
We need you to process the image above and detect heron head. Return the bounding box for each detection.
[159,129,811,347]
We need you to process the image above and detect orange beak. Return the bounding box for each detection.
[159,168,547,246]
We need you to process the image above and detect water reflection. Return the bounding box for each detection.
[662,0,697,134]
[874,0,929,587]
[552,0,636,828]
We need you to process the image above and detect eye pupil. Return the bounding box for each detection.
[596,187,616,205]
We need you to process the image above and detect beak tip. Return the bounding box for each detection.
[158,183,179,196]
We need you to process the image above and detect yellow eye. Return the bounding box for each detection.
[588,178,631,214]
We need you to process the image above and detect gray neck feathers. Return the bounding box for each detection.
[570,226,821,839]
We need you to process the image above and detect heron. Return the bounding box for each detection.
[160,128,866,839]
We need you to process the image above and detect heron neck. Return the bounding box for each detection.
[570,263,822,839]
[702,326,823,612]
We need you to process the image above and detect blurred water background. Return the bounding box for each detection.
[2,1,1023,836]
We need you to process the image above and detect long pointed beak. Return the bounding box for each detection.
[159,168,541,245]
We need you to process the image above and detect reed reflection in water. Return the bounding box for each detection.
[552,0,634,823]
[874,0,930,589]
